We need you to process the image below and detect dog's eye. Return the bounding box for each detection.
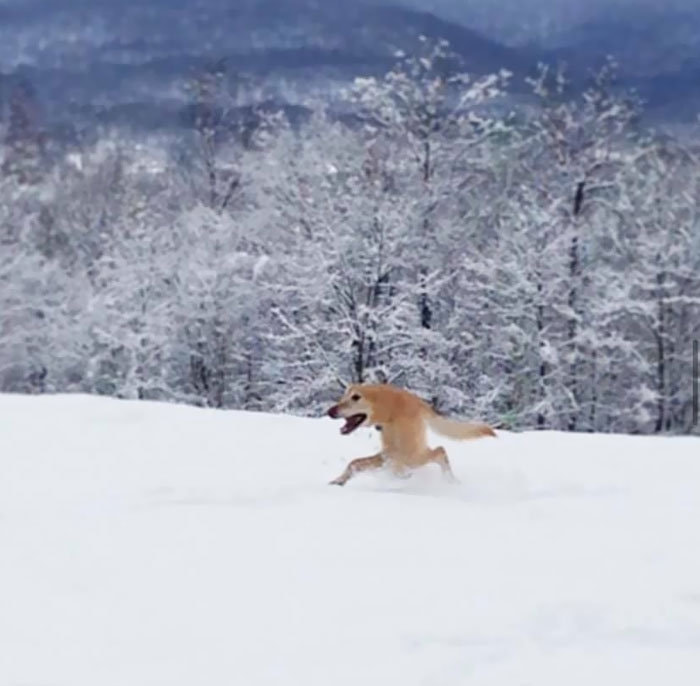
[351,394,361,401]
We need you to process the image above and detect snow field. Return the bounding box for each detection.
[1,394,699,685]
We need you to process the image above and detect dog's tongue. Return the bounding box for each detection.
[340,414,365,434]
[340,414,367,434]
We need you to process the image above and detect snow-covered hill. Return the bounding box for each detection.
[2,393,699,685]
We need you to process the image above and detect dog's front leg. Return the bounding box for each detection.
[329,453,384,486]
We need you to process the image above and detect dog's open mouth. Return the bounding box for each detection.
[341,413,367,435]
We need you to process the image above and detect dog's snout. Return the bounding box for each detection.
[327,405,340,418]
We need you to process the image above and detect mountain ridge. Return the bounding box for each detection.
[0,0,697,137]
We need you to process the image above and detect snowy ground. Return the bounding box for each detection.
[1,393,699,686]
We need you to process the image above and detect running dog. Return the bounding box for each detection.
[327,383,496,486]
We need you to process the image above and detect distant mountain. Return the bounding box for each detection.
[544,7,700,122]
[0,0,534,136]
[0,0,698,138]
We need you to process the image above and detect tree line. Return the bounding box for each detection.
[1,43,699,433]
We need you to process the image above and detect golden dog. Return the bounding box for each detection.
[327,383,495,486]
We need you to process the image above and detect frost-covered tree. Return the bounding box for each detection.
[349,40,509,350]
[606,139,700,432]
[0,43,698,435]
[508,60,639,430]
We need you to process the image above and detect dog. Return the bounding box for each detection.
[327,383,496,486]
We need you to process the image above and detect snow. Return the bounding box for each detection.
[1,393,699,685]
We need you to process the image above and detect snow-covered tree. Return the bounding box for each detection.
[1,44,698,435]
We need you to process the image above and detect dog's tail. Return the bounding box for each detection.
[425,411,497,441]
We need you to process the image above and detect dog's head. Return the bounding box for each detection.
[327,385,374,435]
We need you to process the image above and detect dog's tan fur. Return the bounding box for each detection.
[327,383,495,486]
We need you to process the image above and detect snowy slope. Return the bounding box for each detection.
[1,393,699,686]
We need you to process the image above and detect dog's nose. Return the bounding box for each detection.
[327,405,339,418]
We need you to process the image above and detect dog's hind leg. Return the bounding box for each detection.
[329,454,384,486]
[429,446,459,483]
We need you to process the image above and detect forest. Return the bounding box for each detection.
[2,42,699,434]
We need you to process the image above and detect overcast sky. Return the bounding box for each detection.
[394,0,697,44]
[0,0,695,46]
